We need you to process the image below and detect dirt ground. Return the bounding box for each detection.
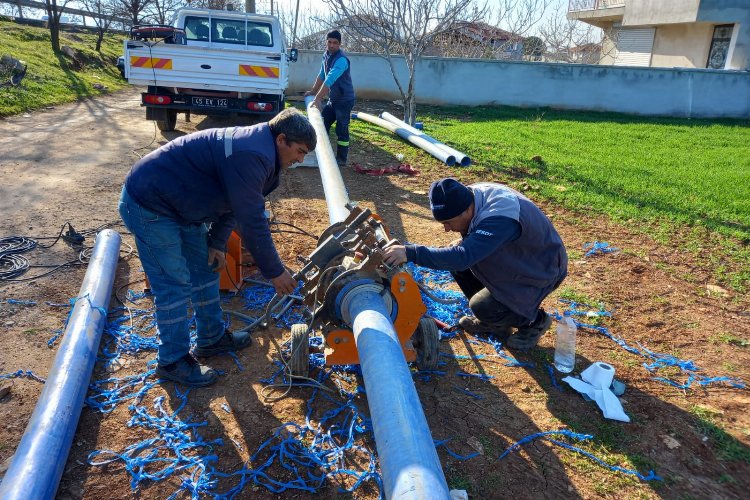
[1,87,749,499]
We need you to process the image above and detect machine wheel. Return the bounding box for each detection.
[412,317,440,371]
[156,110,177,132]
[289,323,310,378]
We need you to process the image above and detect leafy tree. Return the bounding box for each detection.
[523,35,544,60]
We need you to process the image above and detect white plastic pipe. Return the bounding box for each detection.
[305,96,351,224]
[353,111,457,166]
[303,100,450,498]
[380,112,471,166]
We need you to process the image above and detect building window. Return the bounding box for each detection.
[706,25,733,69]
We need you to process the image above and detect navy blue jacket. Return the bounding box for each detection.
[406,183,568,321]
[323,49,355,102]
[124,123,284,279]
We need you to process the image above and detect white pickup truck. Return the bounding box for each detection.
[124,8,297,131]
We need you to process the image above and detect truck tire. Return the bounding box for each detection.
[156,110,177,132]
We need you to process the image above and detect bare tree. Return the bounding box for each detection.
[484,0,552,60]
[118,0,152,26]
[324,0,487,124]
[184,0,235,9]
[275,0,330,48]
[143,0,188,24]
[539,4,598,63]
[80,0,120,50]
[44,0,73,53]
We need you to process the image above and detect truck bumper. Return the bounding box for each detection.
[142,91,280,117]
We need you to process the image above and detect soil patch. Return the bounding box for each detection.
[1,90,748,499]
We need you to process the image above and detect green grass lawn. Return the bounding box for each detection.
[351,106,750,292]
[0,17,127,116]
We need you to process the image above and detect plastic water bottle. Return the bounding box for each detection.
[554,311,577,373]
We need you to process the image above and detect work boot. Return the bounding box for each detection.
[458,316,512,341]
[506,310,553,350]
[193,329,252,358]
[336,145,349,167]
[156,354,218,387]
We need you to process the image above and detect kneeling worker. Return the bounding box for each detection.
[119,108,316,387]
[383,178,568,349]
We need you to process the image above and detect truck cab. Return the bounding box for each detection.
[124,8,297,131]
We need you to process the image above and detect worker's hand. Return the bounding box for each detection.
[383,245,407,266]
[208,248,226,272]
[312,96,324,109]
[271,270,297,295]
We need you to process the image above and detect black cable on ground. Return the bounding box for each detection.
[0,220,129,283]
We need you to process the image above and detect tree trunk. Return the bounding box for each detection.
[96,31,103,51]
[403,62,417,125]
[46,2,61,53]
[16,1,23,18]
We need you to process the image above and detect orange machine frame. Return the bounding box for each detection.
[323,270,426,365]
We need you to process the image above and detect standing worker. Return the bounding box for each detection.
[119,108,316,387]
[305,29,356,167]
[383,178,568,350]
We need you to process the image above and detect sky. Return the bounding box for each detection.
[3,0,571,36]
[272,0,570,36]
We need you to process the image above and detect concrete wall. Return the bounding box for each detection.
[624,0,700,25]
[651,22,715,67]
[288,50,750,119]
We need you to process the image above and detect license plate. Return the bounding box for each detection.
[192,97,228,108]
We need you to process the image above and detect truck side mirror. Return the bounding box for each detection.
[288,48,298,62]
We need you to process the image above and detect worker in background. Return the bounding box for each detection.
[119,108,316,387]
[383,178,568,350]
[305,29,356,167]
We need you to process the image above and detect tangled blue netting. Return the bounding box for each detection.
[558,299,745,390]
[4,265,674,497]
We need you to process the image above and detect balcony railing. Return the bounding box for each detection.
[569,0,626,12]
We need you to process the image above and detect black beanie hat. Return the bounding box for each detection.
[327,30,342,42]
[429,178,473,221]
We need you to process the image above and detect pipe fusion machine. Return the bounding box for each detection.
[286,202,440,377]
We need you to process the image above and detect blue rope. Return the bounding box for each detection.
[434,438,479,460]
[547,364,564,392]
[558,300,745,390]
[583,241,619,257]
[88,389,224,496]
[3,298,37,305]
[85,369,158,413]
[0,369,46,383]
[46,294,112,346]
[456,371,495,381]
[453,386,484,400]
[498,429,661,482]
[246,367,382,496]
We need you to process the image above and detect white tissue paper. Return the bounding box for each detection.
[562,362,630,422]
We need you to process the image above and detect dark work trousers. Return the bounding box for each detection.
[322,98,355,163]
[451,269,540,328]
